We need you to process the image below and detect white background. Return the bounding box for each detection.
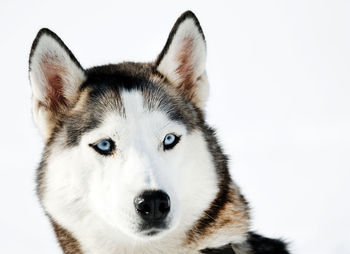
[0,0,349,253]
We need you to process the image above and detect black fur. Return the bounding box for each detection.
[200,232,289,254]
[201,244,234,254]
[246,232,289,254]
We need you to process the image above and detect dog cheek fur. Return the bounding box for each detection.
[183,124,250,250]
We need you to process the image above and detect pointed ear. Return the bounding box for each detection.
[155,11,208,109]
[29,28,86,140]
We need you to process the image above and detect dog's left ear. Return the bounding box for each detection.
[29,28,86,140]
[155,11,208,109]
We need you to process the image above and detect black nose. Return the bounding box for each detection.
[134,190,170,222]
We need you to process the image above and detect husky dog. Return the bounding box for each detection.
[29,11,289,254]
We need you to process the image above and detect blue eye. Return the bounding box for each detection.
[90,139,115,155]
[163,134,180,150]
[97,140,111,151]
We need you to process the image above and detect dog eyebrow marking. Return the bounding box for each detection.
[63,85,128,147]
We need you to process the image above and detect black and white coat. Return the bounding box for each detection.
[29,11,289,254]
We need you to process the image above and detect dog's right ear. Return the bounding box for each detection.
[29,28,86,140]
[155,11,208,109]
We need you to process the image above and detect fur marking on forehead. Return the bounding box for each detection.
[62,80,201,147]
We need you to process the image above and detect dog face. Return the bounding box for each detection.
[29,12,249,251]
[40,84,219,241]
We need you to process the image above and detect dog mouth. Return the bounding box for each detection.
[143,229,162,236]
[135,218,174,238]
[137,220,169,236]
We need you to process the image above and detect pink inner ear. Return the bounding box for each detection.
[41,55,68,112]
[176,36,196,96]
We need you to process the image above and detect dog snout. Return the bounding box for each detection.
[134,190,170,223]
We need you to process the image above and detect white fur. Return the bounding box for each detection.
[157,18,209,108]
[42,90,219,253]
[29,33,85,139]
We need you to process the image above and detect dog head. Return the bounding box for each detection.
[29,11,249,251]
